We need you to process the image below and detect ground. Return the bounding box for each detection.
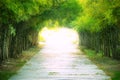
[8,43,111,80]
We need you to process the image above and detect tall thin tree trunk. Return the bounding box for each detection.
[2,28,10,60]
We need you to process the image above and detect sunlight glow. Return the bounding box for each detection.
[39,27,80,74]
[39,27,79,51]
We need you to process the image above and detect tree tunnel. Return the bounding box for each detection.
[0,0,120,63]
[0,0,120,80]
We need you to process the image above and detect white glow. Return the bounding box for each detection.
[39,27,80,74]
[41,27,79,50]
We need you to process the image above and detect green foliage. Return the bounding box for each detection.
[0,71,16,80]
[71,0,120,32]
[0,0,66,27]
[72,15,101,32]
[2,0,52,23]
[0,0,82,30]
[40,0,82,28]
[1,0,119,33]
[9,24,16,36]
[112,72,120,80]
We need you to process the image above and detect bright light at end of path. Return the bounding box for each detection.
[39,27,79,52]
[39,27,80,73]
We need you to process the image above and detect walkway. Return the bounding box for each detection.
[9,43,111,80]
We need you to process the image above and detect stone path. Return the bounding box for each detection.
[9,44,111,80]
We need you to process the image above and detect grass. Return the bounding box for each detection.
[82,49,120,80]
[0,46,40,80]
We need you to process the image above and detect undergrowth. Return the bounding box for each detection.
[83,49,120,80]
[0,46,40,80]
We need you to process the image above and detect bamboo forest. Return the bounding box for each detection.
[0,0,120,80]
